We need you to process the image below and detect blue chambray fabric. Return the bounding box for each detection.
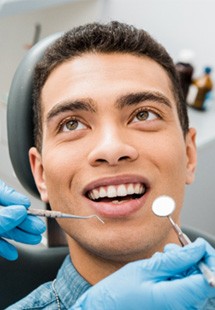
[205,298,215,310]
[6,255,91,309]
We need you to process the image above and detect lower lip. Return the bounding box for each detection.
[86,192,149,218]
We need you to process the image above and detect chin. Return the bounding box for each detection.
[77,232,159,262]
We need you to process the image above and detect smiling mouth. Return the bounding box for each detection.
[86,183,146,204]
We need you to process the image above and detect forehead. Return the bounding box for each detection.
[41,53,176,112]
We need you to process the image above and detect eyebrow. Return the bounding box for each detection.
[115,91,172,109]
[46,99,96,123]
[45,91,172,123]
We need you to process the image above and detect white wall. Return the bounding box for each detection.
[0,0,103,97]
[102,0,215,79]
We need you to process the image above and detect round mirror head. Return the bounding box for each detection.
[152,195,175,217]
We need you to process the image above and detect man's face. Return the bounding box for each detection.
[30,53,196,262]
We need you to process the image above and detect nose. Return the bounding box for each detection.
[88,127,139,167]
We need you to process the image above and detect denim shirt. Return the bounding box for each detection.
[6,254,215,310]
[6,255,91,310]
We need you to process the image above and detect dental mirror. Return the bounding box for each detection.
[151,195,215,287]
[152,195,175,217]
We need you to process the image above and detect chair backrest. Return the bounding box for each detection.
[7,33,68,246]
[7,32,61,198]
[0,243,69,309]
[183,225,215,248]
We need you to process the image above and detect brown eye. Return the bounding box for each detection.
[65,120,79,131]
[136,111,149,121]
[132,109,158,123]
[61,118,86,132]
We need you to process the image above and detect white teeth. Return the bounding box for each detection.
[99,187,106,198]
[88,183,146,201]
[93,189,99,200]
[88,192,95,200]
[117,185,127,197]
[134,183,140,194]
[127,184,134,195]
[107,186,117,198]
[112,200,124,205]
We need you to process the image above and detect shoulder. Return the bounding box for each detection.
[6,281,57,310]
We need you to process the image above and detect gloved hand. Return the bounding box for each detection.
[0,180,46,260]
[72,238,215,310]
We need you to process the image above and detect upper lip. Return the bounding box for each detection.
[83,174,150,196]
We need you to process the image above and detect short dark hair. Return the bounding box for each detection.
[33,21,189,151]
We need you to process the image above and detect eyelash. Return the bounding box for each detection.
[130,107,162,123]
[58,116,85,132]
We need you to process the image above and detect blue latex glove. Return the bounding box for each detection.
[0,180,46,260]
[72,238,215,310]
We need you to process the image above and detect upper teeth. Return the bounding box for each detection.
[88,183,145,200]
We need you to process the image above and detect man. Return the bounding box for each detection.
[3,21,215,309]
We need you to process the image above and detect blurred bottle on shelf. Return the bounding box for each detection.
[187,67,213,111]
[175,49,194,101]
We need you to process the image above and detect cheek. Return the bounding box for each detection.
[41,146,86,195]
[41,154,81,215]
[144,133,188,180]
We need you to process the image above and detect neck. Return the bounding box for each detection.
[67,231,180,285]
[67,237,124,284]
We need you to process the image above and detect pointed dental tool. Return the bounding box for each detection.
[27,208,105,224]
[152,195,215,287]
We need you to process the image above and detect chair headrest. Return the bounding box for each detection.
[7,33,62,198]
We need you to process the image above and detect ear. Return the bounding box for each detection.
[29,147,49,203]
[185,128,197,185]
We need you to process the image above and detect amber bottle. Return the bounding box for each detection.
[187,67,213,110]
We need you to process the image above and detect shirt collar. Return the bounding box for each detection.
[55,255,91,308]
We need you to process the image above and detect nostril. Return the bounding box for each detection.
[88,143,138,166]
[95,155,131,165]
[118,156,130,161]
[96,159,108,163]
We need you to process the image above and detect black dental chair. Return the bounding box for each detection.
[1,33,215,309]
